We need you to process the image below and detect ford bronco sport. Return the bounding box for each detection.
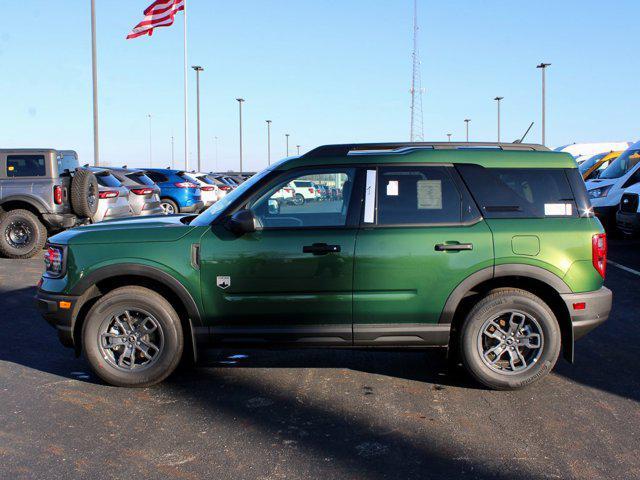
[36,142,612,390]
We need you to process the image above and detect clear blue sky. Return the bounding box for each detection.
[1,0,638,172]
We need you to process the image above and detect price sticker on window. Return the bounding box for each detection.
[417,180,442,210]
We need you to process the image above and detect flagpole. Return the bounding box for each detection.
[183,0,189,170]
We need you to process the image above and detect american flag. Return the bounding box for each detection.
[126,0,185,39]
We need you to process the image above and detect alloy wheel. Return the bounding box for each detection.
[160,203,175,214]
[5,220,33,249]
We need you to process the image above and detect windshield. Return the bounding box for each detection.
[578,153,607,174]
[191,168,272,226]
[599,149,640,179]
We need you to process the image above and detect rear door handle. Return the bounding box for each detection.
[303,243,341,255]
[435,243,473,252]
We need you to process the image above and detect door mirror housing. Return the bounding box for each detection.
[226,209,257,235]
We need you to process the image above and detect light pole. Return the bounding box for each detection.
[536,63,551,146]
[446,133,452,142]
[148,114,152,167]
[285,133,290,156]
[192,65,204,171]
[296,145,301,155]
[170,135,175,169]
[236,98,245,172]
[266,120,272,165]
[464,119,471,142]
[494,97,504,143]
[91,0,100,166]
[214,136,219,171]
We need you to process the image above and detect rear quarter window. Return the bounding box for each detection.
[127,172,156,186]
[6,155,46,177]
[457,165,583,219]
[95,172,122,188]
[146,172,168,183]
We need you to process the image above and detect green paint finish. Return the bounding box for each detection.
[353,222,494,325]
[511,235,540,256]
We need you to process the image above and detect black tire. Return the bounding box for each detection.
[459,288,560,390]
[71,169,99,218]
[160,198,179,215]
[0,209,47,259]
[82,286,184,387]
[293,193,305,206]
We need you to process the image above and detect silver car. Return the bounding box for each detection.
[88,168,133,222]
[105,167,163,216]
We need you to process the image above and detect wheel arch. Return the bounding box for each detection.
[70,263,203,363]
[441,265,573,363]
[0,196,49,215]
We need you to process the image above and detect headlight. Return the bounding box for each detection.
[588,185,612,199]
[44,244,66,278]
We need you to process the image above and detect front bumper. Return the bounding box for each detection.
[36,289,79,348]
[180,201,204,213]
[561,286,612,342]
[616,211,640,234]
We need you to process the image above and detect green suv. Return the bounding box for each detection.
[37,143,612,390]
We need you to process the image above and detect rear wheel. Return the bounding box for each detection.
[160,199,178,215]
[82,286,183,387]
[0,209,47,259]
[460,288,560,390]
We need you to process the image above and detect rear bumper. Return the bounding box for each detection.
[180,201,204,213]
[561,287,612,342]
[36,289,79,348]
[41,213,79,230]
[616,211,640,234]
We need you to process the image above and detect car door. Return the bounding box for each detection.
[353,164,494,346]
[199,166,361,345]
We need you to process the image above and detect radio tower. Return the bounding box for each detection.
[409,0,425,142]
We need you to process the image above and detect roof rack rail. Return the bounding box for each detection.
[303,142,549,158]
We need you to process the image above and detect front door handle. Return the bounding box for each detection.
[303,243,341,255]
[435,243,473,252]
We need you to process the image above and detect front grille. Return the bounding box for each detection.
[620,193,639,213]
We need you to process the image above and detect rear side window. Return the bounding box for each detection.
[147,172,168,183]
[6,155,46,177]
[95,172,122,188]
[376,166,467,225]
[57,153,79,174]
[457,165,579,218]
[127,172,155,186]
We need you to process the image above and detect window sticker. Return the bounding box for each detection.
[386,180,399,196]
[363,170,377,223]
[544,203,573,216]
[417,179,442,210]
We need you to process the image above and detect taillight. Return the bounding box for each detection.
[308,188,314,193]
[98,190,118,199]
[44,245,64,278]
[592,233,607,278]
[53,185,63,204]
[219,185,231,191]
[174,182,198,188]
[201,186,215,191]
[131,188,154,195]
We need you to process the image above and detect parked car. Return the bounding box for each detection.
[271,184,295,206]
[212,175,240,189]
[0,149,98,258]
[145,168,204,214]
[616,183,640,235]
[579,151,623,181]
[105,167,163,216]
[200,175,233,200]
[182,172,219,207]
[554,142,631,164]
[37,141,611,391]
[586,140,640,231]
[290,179,322,205]
[88,168,133,223]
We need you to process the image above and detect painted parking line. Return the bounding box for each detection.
[608,260,640,277]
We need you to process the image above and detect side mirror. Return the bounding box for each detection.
[268,199,280,215]
[226,209,256,235]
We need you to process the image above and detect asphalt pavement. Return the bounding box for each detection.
[1,241,639,479]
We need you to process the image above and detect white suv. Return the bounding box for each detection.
[184,172,219,206]
[290,180,321,205]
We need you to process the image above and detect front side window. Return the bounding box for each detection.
[376,166,464,225]
[249,169,355,229]
[6,155,46,177]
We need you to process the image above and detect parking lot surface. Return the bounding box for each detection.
[1,239,639,480]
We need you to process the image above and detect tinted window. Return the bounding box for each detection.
[599,149,640,179]
[6,155,46,177]
[250,169,355,228]
[126,172,155,186]
[377,166,463,225]
[95,172,122,188]
[147,172,168,183]
[57,153,79,174]
[578,153,607,175]
[457,165,578,218]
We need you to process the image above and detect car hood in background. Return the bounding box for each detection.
[49,215,198,245]
[585,178,617,190]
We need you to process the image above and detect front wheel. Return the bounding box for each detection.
[293,193,305,206]
[82,286,183,387]
[460,288,560,390]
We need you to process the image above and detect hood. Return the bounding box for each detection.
[49,215,197,245]
[585,178,617,190]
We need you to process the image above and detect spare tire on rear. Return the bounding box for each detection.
[71,169,99,218]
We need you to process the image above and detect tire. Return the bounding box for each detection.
[293,193,305,206]
[160,199,179,215]
[459,288,560,390]
[82,286,184,387]
[0,209,47,259]
[71,169,99,218]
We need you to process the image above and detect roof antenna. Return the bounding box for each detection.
[514,122,534,144]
